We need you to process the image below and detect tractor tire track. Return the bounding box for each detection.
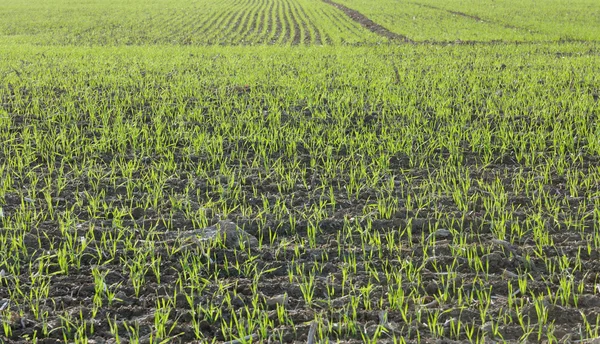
[322,0,414,43]
[409,2,542,34]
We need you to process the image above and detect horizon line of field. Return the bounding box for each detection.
[2,0,597,46]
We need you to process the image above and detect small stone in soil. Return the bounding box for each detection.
[426,228,452,241]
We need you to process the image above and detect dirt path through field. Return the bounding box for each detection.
[322,0,414,42]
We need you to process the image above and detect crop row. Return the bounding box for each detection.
[0,0,382,46]
[3,0,597,45]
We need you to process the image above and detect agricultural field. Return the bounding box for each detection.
[0,0,381,46]
[333,0,600,42]
[1,1,600,344]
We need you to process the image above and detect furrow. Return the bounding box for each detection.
[322,0,414,42]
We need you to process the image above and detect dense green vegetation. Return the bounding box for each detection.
[0,0,381,45]
[335,0,600,42]
[1,0,600,343]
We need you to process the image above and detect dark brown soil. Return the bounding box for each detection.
[2,149,599,343]
[1,48,600,344]
[322,0,415,43]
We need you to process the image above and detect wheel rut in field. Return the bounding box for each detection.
[409,2,541,33]
[322,0,414,43]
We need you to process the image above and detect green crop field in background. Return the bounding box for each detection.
[0,0,382,45]
[1,0,598,45]
[334,0,600,42]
